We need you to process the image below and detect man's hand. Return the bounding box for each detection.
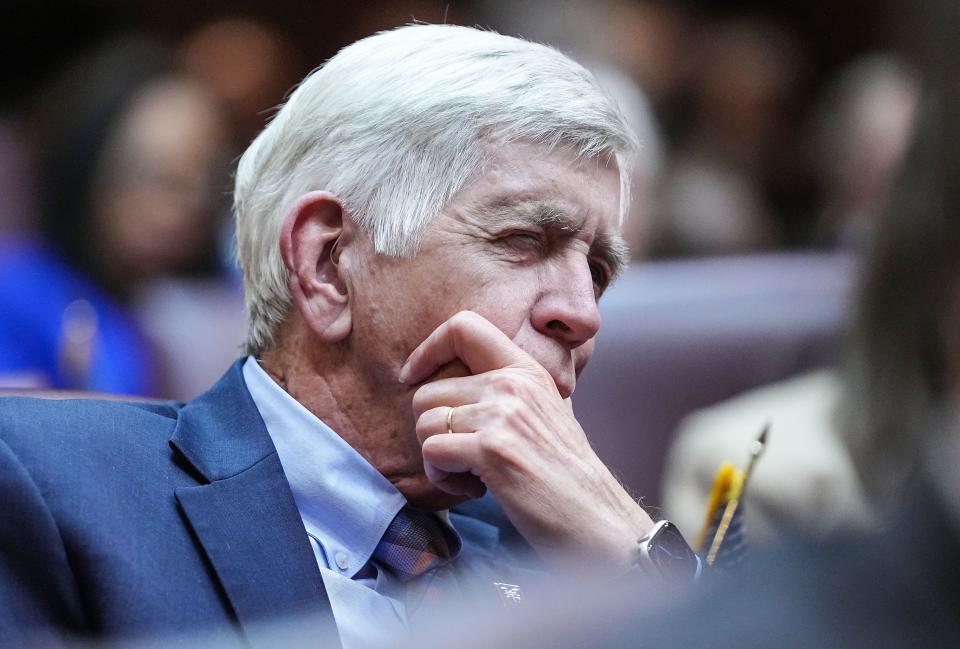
[399,311,655,577]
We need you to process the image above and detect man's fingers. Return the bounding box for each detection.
[421,429,484,473]
[399,311,536,385]
[423,461,487,498]
[421,427,487,497]
[410,374,490,419]
[415,403,487,445]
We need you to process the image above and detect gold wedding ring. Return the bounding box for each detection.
[446,406,456,434]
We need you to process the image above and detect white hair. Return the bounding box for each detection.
[234,23,638,355]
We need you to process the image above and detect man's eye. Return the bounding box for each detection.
[589,261,609,294]
[501,232,544,251]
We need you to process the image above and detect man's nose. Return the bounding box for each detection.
[531,257,602,349]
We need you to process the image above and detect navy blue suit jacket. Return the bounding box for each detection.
[0,361,532,647]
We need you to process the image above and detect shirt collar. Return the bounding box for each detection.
[242,356,407,577]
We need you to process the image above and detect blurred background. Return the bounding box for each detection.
[0,0,916,542]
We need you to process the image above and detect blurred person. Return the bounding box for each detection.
[662,368,873,544]
[649,16,960,639]
[661,56,921,545]
[0,38,232,394]
[0,118,36,239]
[652,17,804,257]
[810,54,921,248]
[179,17,304,149]
[170,18,306,400]
[0,25,703,649]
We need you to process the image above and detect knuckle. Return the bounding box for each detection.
[478,430,526,473]
[449,310,489,343]
[499,396,527,424]
[449,310,478,333]
[487,371,527,397]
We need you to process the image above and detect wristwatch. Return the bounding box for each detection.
[636,520,702,581]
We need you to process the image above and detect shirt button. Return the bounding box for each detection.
[335,552,349,570]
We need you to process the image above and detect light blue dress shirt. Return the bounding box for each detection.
[242,357,524,648]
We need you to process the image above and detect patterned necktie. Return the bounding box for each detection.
[372,505,462,581]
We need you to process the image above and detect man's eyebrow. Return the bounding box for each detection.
[483,199,582,233]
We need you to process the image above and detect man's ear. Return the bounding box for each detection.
[279,191,352,343]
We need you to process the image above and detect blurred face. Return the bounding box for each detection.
[92,77,229,287]
[341,142,625,497]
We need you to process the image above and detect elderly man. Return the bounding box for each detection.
[0,25,698,647]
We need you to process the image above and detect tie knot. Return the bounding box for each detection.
[372,505,462,581]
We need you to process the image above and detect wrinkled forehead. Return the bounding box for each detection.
[454,142,629,271]
[469,141,624,225]
[478,136,629,209]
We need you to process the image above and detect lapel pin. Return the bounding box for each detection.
[493,582,523,605]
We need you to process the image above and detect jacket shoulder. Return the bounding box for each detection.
[0,396,182,469]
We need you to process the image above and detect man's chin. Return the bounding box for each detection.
[393,473,481,511]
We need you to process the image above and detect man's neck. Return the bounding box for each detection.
[256,332,426,500]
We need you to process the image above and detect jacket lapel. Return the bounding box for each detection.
[170,361,341,647]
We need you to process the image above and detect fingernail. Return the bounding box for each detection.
[398,362,410,384]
